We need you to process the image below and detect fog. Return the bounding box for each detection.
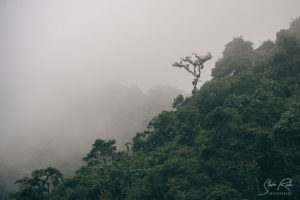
[0,0,300,195]
[0,83,182,196]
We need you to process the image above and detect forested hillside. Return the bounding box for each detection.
[10,18,300,200]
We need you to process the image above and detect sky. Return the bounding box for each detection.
[0,0,299,179]
[1,0,299,93]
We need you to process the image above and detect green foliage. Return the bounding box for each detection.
[9,167,63,200]
[172,94,184,109]
[83,139,117,166]
[290,17,300,37]
[10,18,300,200]
[212,37,254,78]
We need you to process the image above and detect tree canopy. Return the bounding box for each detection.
[9,167,63,200]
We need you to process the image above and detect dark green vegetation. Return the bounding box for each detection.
[10,18,300,199]
[9,168,63,200]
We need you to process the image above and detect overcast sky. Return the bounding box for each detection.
[1,0,299,94]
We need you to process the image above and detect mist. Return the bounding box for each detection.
[0,82,182,196]
[1,0,300,197]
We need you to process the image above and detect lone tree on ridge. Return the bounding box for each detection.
[173,53,212,94]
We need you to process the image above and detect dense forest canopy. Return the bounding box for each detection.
[9,17,300,200]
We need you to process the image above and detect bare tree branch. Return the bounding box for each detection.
[173,53,212,94]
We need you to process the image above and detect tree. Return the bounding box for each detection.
[9,167,63,200]
[211,37,254,78]
[173,53,212,94]
[172,94,184,109]
[83,139,117,166]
